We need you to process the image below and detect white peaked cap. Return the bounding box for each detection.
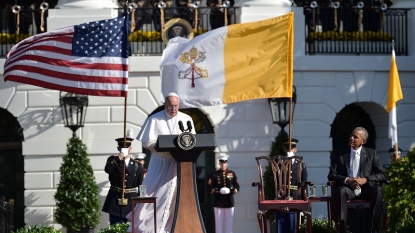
[218,153,229,161]
[137,153,146,160]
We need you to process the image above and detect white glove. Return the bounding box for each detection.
[220,187,231,194]
[286,152,294,157]
[121,148,129,157]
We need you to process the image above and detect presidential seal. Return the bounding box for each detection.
[162,18,194,44]
[177,131,197,150]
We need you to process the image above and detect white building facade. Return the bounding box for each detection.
[1,0,415,232]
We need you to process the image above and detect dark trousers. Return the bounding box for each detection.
[109,214,129,225]
[275,212,296,233]
[334,185,383,230]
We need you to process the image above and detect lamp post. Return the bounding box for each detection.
[60,92,88,138]
[268,86,297,132]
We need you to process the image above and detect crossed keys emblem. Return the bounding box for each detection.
[178,47,208,87]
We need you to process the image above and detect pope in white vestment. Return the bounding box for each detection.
[127,93,196,233]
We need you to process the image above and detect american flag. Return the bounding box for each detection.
[3,16,130,97]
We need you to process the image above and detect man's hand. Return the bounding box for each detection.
[347,177,367,189]
[353,177,367,186]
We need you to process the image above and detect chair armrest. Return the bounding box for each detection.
[298,181,314,201]
[327,181,337,186]
[252,182,265,203]
[299,181,314,187]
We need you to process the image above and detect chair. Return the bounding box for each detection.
[252,155,314,233]
[327,180,389,233]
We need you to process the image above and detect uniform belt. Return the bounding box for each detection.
[110,186,137,193]
[282,185,298,191]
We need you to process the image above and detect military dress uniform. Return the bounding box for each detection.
[206,0,234,30]
[176,0,198,28]
[102,138,144,225]
[208,154,240,233]
[275,138,308,233]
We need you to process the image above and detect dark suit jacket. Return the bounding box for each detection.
[328,147,386,188]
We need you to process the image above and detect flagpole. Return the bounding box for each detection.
[392,40,400,161]
[288,95,293,151]
[389,40,403,161]
[120,3,130,204]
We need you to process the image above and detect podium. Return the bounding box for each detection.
[156,133,216,233]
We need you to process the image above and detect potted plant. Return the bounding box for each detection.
[54,137,101,233]
[384,147,415,232]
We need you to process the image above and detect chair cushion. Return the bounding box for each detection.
[260,200,308,204]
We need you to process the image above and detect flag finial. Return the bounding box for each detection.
[391,40,395,51]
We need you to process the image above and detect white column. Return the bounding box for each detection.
[236,0,292,23]
[55,0,121,9]
[391,0,415,8]
[47,0,122,31]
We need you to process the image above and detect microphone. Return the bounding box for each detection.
[178,121,185,132]
[187,121,193,132]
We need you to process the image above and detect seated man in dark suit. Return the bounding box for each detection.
[328,127,386,233]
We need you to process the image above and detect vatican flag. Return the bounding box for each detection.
[160,13,294,108]
[386,48,403,147]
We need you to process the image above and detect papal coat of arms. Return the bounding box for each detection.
[179,47,208,87]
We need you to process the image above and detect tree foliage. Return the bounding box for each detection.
[384,147,415,233]
[263,130,288,220]
[12,226,62,233]
[54,137,101,232]
[98,222,130,233]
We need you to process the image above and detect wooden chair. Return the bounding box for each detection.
[327,180,389,233]
[252,155,314,233]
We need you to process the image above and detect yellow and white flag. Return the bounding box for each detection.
[160,13,294,108]
[386,48,403,147]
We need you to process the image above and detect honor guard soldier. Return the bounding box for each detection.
[102,137,144,225]
[135,153,146,167]
[176,0,199,29]
[208,153,240,233]
[275,138,308,233]
[206,0,234,30]
[389,146,402,161]
[135,153,147,179]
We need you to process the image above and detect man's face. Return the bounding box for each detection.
[164,96,180,117]
[349,130,366,149]
[219,160,228,170]
[283,146,297,154]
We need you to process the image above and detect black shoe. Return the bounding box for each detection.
[339,221,348,233]
[372,220,379,233]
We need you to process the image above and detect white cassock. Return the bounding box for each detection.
[126,110,196,233]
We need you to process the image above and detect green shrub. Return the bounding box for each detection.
[12,225,62,233]
[54,137,101,232]
[98,222,130,233]
[384,147,415,233]
[299,218,336,233]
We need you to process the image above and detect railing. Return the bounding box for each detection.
[0,198,13,233]
[0,7,238,57]
[304,7,408,55]
[0,6,409,57]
